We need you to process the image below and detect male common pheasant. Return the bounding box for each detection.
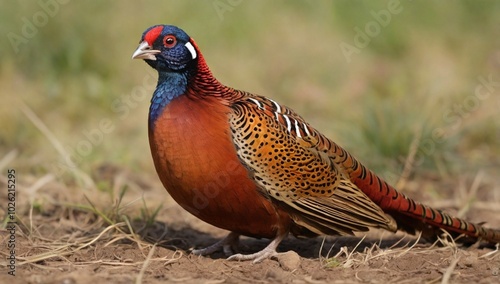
[132,25,500,262]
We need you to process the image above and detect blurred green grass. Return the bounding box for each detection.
[1,0,499,188]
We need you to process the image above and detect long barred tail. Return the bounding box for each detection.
[332,143,500,244]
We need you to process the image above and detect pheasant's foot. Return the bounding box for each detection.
[226,232,286,263]
[227,246,279,263]
[192,232,240,257]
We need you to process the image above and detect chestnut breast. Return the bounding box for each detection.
[149,94,291,238]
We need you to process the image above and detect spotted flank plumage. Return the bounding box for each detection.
[230,95,500,243]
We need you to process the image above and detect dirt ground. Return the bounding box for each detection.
[1,167,500,284]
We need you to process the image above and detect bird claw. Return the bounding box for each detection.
[193,232,287,263]
[227,248,279,263]
[191,232,240,256]
[226,233,285,263]
[192,245,234,257]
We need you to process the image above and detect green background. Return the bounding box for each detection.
[1,0,499,194]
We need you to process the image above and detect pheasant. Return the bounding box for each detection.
[132,24,500,262]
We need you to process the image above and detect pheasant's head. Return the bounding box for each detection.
[132,25,198,72]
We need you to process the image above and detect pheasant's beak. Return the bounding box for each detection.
[132,41,161,60]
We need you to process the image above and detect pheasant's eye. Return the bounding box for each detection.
[163,35,176,48]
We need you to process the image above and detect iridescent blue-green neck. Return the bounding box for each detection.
[149,71,189,127]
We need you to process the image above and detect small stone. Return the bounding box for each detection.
[60,278,77,284]
[276,251,301,271]
[463,256,477,268]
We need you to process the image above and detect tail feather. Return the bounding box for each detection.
[351,164,500,244]
[324,141,500,244]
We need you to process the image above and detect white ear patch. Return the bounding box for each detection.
[184,42,197,59]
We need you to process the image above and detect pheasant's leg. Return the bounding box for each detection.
[227,232,287,263]
[192,232,240,256]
